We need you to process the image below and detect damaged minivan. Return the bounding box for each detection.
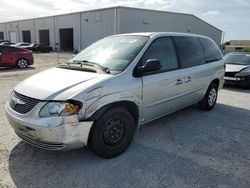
[5,32,224,158]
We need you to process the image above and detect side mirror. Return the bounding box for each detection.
[134,59,161,77]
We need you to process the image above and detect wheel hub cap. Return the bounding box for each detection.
[103,119,125,146]
[18,59,28,68]
[208,88,217,106]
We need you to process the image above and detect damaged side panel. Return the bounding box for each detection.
[83,80,143,124]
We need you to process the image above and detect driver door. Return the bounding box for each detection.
[140,37,184,122]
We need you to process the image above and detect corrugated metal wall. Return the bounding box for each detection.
[117,7,222,45]
[0,7,222,50]
[81,9,115,49]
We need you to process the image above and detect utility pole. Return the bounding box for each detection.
[221,31,226,45]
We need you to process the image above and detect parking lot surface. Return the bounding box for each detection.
[0,53,250,188]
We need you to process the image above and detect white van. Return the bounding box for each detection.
[6,32,224,158]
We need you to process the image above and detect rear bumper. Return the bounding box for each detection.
[5,101,93,151]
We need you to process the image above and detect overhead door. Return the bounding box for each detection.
[39,30,50,46]
[0,32,4,40]
[22,30,31,43]
[59,28,73,51]
[9,31,17,43]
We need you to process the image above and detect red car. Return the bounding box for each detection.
[0,45,34,68]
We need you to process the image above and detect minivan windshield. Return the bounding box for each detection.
[68,35,149,72]
[224,53,250,65]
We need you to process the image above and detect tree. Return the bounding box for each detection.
[243,47,250,52]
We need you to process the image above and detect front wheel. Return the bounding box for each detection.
[198,83,218,111]
[16,58,28,68]
[88,107,136,158]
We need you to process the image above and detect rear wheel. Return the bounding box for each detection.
[88,107,136,158]
[16,58,28,68]
[198,83,218,111]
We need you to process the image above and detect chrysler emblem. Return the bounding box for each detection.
[12,96,26,106]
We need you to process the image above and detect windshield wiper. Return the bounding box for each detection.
[57,62,97,73]
[73,60,110,73]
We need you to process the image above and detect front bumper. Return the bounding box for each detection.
[224,76,250,87]
[5,101,93,151]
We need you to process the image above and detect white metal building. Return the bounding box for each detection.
[0,6,222,51]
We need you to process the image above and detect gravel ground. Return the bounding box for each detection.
[0,53,250,188]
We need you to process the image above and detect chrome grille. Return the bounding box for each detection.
[9,91,40,114]
[225,71,238,77]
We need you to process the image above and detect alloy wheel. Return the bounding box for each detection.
[17,59,28,68]
[208,88,217,106]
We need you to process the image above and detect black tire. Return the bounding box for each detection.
[198,83,218,111]
[16,58,28,68]
[88,107,136,158]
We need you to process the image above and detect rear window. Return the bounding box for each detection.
[173,36,205,68]
[199,38,222,63]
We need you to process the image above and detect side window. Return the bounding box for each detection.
[173,36,205,68]
[3,47,21,53]
[140,37,178,72]
[199,38,222,63]
[10,47,22,52]
[3,47,10,53]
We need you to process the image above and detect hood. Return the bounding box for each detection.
[225,64,248,72]
[14,67,111,100]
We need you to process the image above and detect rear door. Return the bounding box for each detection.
[140,37,184,122]
[172,36,209,106]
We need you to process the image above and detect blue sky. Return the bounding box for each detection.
[0,0,249,42]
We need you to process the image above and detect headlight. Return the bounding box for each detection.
[40,101,82,117]
[235,72,250,77]
[235,67,250,77]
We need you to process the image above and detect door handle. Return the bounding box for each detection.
[175,78,183,85]
[185,76,192,83]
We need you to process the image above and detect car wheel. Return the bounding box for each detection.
[198,82,218,111]
[16,58,28,68]
[88,107,136,158]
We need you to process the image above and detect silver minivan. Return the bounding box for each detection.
[5,32,224,158]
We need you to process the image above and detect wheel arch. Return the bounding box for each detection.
[91,100,140,125]
[16,57,29,67]
[87,100,140,146]
[211,78,220,89]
